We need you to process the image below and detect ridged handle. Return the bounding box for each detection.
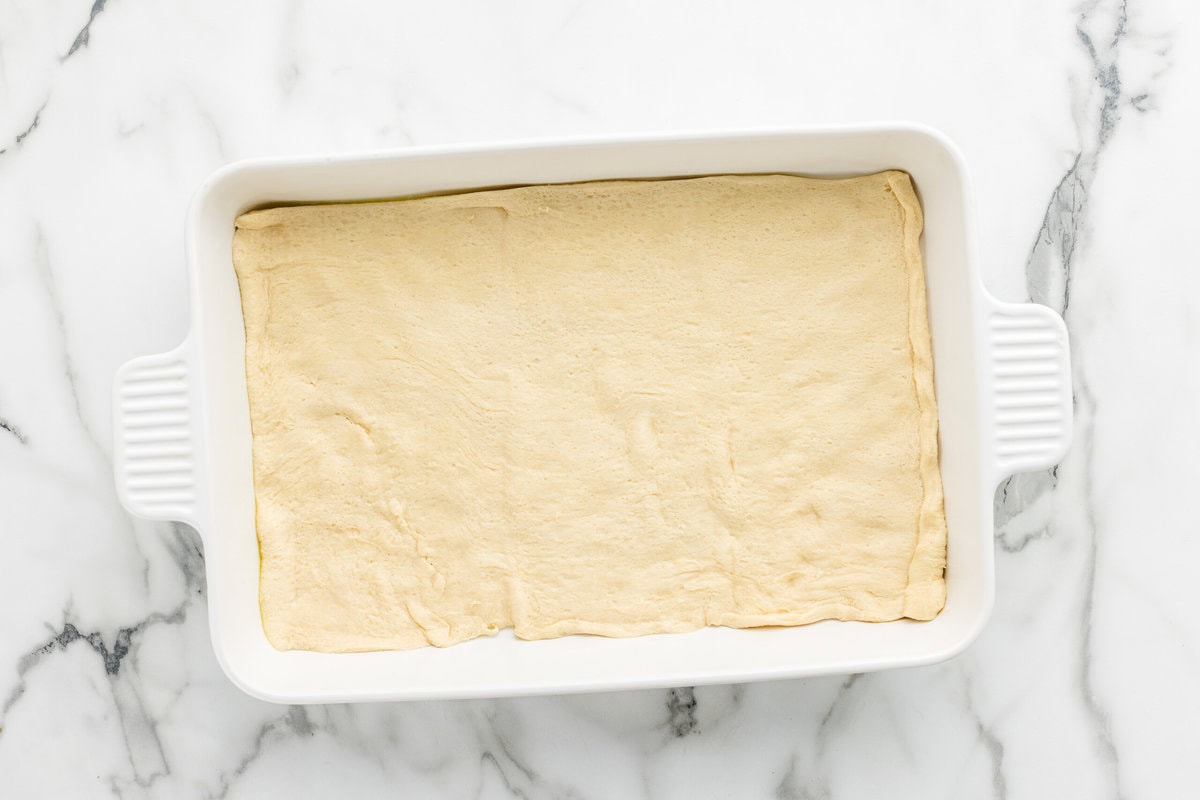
[113,340,199,526]
[988,302,1074,482]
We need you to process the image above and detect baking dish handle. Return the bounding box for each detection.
[112,338,201,529]
[987,300,1074,483]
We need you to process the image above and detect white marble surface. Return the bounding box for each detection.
[1,0,1197,796]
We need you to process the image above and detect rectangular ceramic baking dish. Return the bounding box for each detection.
[113,125,1072,703]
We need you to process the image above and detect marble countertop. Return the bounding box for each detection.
[2,0,1196,797]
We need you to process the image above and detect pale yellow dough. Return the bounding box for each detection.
[233,172,947,653]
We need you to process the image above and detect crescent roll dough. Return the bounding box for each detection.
[233,172,947,652]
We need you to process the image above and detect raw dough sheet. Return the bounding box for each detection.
[233,172,947,652]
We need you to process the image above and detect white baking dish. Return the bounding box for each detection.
[113,125,1071,703]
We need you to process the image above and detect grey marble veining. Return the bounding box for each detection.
[1,0,1197,797]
